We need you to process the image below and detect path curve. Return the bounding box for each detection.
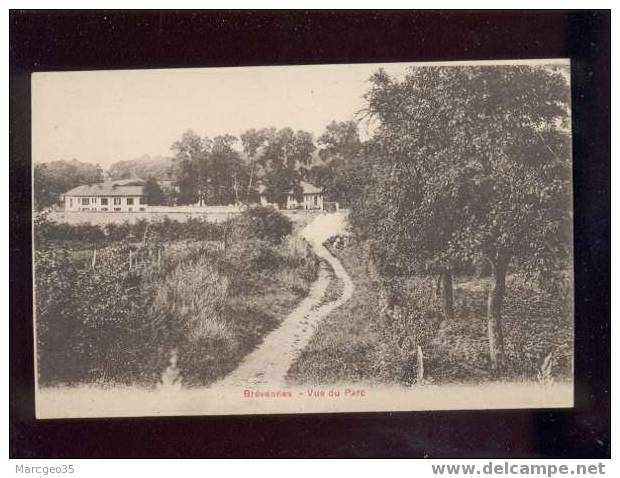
[214,212,354,388]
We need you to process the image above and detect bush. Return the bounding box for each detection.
[34,215,228,247]
[35,245,167,385]
[232,206,292,244]
[371,276,443,385]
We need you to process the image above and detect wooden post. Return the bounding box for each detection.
[416,345,424,384]
[487,256,508,376]
[143,222,149,246]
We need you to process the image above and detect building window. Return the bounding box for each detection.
[81,198,90,206]
[114,207,121,212]
[139,197,144,205]
[139,207,145,212]
[101,207,108,212]
[113,198,121,205]
[314,195,318,206]
[127,198,134,205]
[69,198,73,207]
[101,198,108,206]
[128,207,133,212]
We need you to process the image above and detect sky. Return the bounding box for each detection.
[31,59,570,169]
[31,62,412,169]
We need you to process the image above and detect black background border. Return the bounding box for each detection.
[9,10,611,458]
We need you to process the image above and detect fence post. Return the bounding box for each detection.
[416,345,424,384]
[91,249,97,269]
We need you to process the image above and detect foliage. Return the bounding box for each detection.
[108,154,173,180]
[371,276,443,384]
[348,64,572,374]
[287,239,573,386]
[357,65,572,279]
[231,206,293,244]
[35,222,318,387]
[255,128,315,207]
[240,128,272,202]
[209,135,249,205]
[171,130,212,205]
[143,177,167,205]
[307,120,365,207]
[171,130,249,206]
[35,245,167,385]
[36,216,227,246]
[34,159,104,210]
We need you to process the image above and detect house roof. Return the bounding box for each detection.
[65,178,146,197]
[257,181,322,196]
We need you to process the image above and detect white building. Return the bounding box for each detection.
[258,181,324,210]
[64,178,147,212]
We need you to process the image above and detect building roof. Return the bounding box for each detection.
[65,178,146,197]
[258,181,322,196]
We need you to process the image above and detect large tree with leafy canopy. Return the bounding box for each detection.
[308,120,364,207]
[360,65,572,373]
[142,177,166,205]
[34,159,104,210]
[208,134,248,205]
[171,130,249,206]
[257,128,316,207]
[240,128,272,202]
[171,129,210,205]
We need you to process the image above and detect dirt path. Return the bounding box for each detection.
[214,212,354,388]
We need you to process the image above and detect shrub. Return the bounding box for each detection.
[232,206,292,243]
[35,215,228,247]
[34,209,319,387]
[34,245,167,385]
[371,276,443,385]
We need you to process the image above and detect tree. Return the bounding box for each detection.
[108,155,173,180]
[208,135,248,205]
[240,128,272,202]
[143,177,166,205]
[33,159,104,210]
[170,130,251,206]
[257,128,315,207]
[171,130,211,205]
[360,65,572,373]
[313,120,363,207]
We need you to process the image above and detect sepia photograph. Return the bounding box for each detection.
[31,59,574,418]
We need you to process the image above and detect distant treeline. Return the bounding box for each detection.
[34,121,366,211]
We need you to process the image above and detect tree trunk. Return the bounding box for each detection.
[416,345,425,383]
[440,269,454,322]
[247,161,255,201]
[245,159,256,202]
[487,257,508,376]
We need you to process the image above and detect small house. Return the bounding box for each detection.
[258,181,324,210]
[64,178,147,212]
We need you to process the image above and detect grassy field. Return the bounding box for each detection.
[286,238,573,386]
[35,209,320,388]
